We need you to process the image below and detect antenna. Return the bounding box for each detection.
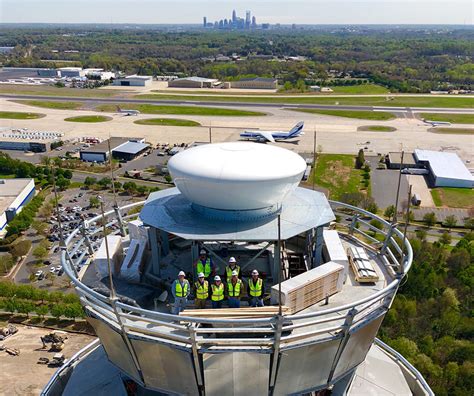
[312,129,317,191]
[107,137,118,208]
[400,184,412,274]
[277,214,282,316]
[98,195,116,299]
[392,151,404,224]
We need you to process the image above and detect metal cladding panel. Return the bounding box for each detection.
[130,338,199,395]
[203,352,270,396]
[86,316,141,382]
[273,339,341,396]
[333,314,385,380]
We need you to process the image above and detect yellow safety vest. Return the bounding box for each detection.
[175,281,189,298]
[197,258,211,277]
[211,283,224,301]
[226,265,240,280]
[227,279,242,297]
[195,280,209,300]
[248,278,263,297]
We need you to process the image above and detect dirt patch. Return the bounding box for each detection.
[0,324,96,395]
[320,160,351,186]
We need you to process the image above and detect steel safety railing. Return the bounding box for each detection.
[60,200,412,351]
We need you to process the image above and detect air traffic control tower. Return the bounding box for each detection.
[44,143,433,396]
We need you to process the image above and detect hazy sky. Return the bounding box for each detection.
[1,0,473,25]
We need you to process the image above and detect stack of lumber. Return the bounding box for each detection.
[180,306,289,319]
[271,262,344,314]
[347,246,379,283]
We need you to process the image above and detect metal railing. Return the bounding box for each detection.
[61,200,412,351]
[375,338,434,396]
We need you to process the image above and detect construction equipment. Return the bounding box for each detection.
[37,357,50,365]
[41,332,67,351]
[0,345,20,356]
[50,353,66,367]
[0,324,18,341]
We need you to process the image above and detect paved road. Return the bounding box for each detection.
[2,93,474,114]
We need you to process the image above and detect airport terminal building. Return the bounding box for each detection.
[0,178,36,238]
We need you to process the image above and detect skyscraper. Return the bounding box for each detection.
[232,9,237,24]
[203,17,207,28]
[252,15,257,27]
[245,11,251,29]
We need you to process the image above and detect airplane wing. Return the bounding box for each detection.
[259,131,275,143]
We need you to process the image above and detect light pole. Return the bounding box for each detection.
[98,196,116,299]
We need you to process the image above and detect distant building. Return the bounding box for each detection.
[0,47,15,54]
[168,76,220,89]
[386,152,419,169]
[80,137,148,163]
[113,75,152,87]
[0,178,35,238]
[203,17,207,27]
[57,67,85,78]
[230,77,278,90]
[414,149,474,188]
[84,68,115,80]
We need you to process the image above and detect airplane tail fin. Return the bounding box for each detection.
[288,122,304,137]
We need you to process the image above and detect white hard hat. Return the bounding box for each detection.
[197,272,205,278]
[231,270,238,276]
[199,249,206,255]
[229,257,236,263]
[252,270,259,276]
[178,271,186,277]
[214,275,221,281]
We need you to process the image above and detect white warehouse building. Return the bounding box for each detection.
[0,178,36,238]
[414,149,474,188]
[113,75,152,87]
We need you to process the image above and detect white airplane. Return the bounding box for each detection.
[240,121,304,143]
[116,106,140,116]
[423,119,451,127]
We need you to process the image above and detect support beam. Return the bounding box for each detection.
[240,242,272,272]
[148,227,160,276]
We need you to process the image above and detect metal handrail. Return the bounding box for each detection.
[61,200,413,348]
[375,338,434,396]
[40,339,101,396]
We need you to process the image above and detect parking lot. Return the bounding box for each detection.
[14,187,142,291]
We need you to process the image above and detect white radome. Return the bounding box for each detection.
[168,142,306,211]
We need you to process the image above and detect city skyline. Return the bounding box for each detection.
[0,1,472,25]
[203,9,260,29]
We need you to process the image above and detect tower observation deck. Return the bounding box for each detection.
[43,143,433,396]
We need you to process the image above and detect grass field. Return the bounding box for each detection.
[134,118,201,126]
[429,127,474,135]
[287,108,395,120]
[153,83,388,96]
[96,103,265,116]
[313,154,366,199]
[64,115,112,123]
[0,84,123,97]
[420,113,474,124]
[431,187,474,208]
[136,93,474,108]
[14,100,83,110]
[328,84,389,94]
[358,125,397,132]
[0,111,45,119]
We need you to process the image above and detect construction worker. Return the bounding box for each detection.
[248,269,264,307]
[171,271,190,314]
[194,272,209,309]
[225,257,240,282]
[227,270,244,308]
[211,275,224,309]
[195,249,214,280]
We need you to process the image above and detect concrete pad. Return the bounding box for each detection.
[407,175,435,208]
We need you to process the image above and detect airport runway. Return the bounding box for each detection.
[1,98,473,162]
[1,93,474,114]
